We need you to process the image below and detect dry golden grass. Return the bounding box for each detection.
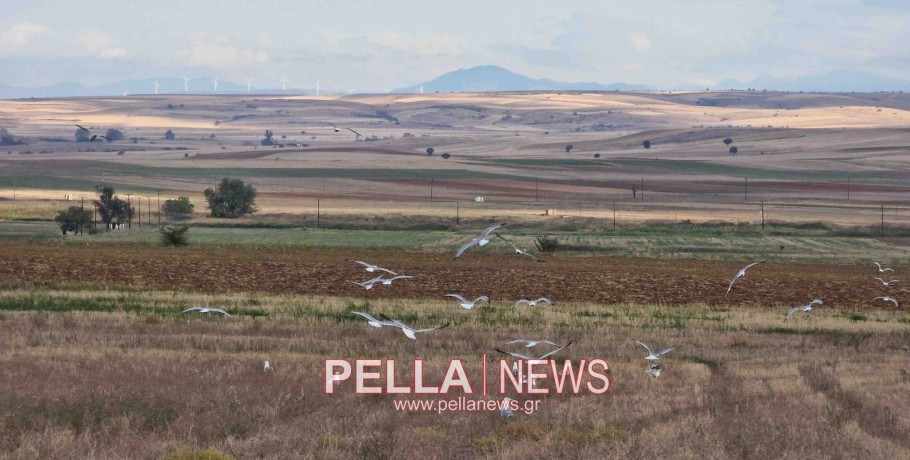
[1,287,908,459]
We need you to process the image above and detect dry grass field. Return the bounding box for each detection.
[0,287,908,459]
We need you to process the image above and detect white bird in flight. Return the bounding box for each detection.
[445,294,489,309]
[346,127,363,138]
[379,315,451,340]
[264,361,274,373]
[378,275,414,285]
[725,261,763,296]
[495,341,574,360]
[454,224,503,259]
[645,363,661,378]
[350,311,396,328]
[182,306,232,317]
[785,299,824,321]
[351,277,385,290]
[873,277,899,287]
[354,261,397,275]
[514,297,552,308]
[495,235,540,261]
[328,122,340,133]
[874,296,900,308]
[874,262,894,273]
[500,398,514,418]
[507,339,559,348]
[635,341,679,362]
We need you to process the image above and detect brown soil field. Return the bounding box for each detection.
[1,243,905,309]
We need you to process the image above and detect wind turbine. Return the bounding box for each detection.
[384,88,392,94]
[153,79,160,95]
[418,84,424,94]
[182,77,190,93]
[246,78,253,93]
[280,76,288,91]
[211,78,218,93]
[315,80,320,95]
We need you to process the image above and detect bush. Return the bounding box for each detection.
[54,206,93,234]
[535,235,561,253]
[105,129,124,141]
[165,130,175,140]
[162,196,195,219]
[159,225,190,247]
[729,146,738,155]
[642,140,651,149]
[565,144,573,153]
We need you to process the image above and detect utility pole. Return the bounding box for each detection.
[535,177,539,202]
[881,204,885,237]
[12,176,15,201]
[147,197,151,225]
[138,196,141,229]
[612,201,616,231]
[744,177,748,201]
[456,201,460,225]
[93,203,97,231]
[126,194,132,229]
[641,177,644,202]
[430,177,434,201]
[80,197,84,235]
[157,191,161,226]
[760,201,765,229]
[317,199,321,228]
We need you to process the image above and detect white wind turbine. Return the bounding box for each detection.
[280,76,288,91]
[211,78,219,93]
[314,80,320,95]
[418,84,424,94]
[182,77,190,93]
[153,79,160,95]
[246,78,253,93]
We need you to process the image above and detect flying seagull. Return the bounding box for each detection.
[635,341,679,362]
[454,224,503,259]
[182,306,232,317]
[264,361,274,373]
[500,398,514,418]
[346,127,363,137]
[514,297,552,308]
[874,296,900,308]
[351,278,384,290]
[507,339,559,349]
[378,275,414,286]
[873,277,899,287]
[874,262,894,273]
[328,122,340,133]
[495,234,542,261]
[350,311,396,328]
[495,340,574,360]
[75,124,110,142]
[725,261,763,296]
[785,299,824,321]
[445,294,489,310]
[379,314,450,340]
[354,261,397,275]
[645,363,662,378]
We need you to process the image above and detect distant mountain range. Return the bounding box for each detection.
[393,65,649,93]
[2,65,909,99]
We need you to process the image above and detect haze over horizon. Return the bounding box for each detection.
[2,0,910,93]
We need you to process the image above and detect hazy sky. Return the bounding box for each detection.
[1,0,908,90]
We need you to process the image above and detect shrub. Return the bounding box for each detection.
[565,144,573,153]
[162,196,195,219]
[105,129,124,141]
[642,140,651,149]
[535,235,561,253]
[165,130,175,140]
[159,225,190,247]
[204,178,257,218]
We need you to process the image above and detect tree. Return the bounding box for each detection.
[0,128,25,146]
[642,140,651,149]
[93,185,134,228]
[426,147,434,156]
[159,225,190,247]
[729,146,738,155]
[162,196,195,219]
[723,138,733,146]
[261,130,274,146]
[165,130,175,140]
[565,144,573,153]
[204,178,257,218]
[105,129,124,141]
[75,127,91,142]
[54,206,93,234]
